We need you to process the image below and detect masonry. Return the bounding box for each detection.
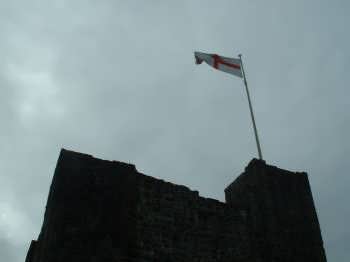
[25,149,327,262]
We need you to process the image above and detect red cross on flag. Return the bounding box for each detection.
[194,51,243,78]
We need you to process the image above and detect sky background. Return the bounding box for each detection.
[0,0,349,261]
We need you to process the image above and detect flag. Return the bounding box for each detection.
[194,51,243,78]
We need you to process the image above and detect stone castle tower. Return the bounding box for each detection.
[25,149,327,262]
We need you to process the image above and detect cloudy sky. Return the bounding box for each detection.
[0,0,349,261]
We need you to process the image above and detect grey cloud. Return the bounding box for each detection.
[0,237,17,262]
[0,1,349,261]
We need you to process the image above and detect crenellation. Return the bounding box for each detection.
[25,149,326,262]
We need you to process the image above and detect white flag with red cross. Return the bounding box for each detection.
[194,51,264,160]
[194,51,243,78]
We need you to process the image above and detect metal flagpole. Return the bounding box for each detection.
[238,54,263,160]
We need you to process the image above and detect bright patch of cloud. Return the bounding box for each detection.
[0,200,35,246]
[7,63,65,124]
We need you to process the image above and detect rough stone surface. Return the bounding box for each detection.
[25,149,327,262]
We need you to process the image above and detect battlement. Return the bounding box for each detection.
[25,149,327,262]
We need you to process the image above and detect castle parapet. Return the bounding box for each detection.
[25,150,327,262]
[225,158,327,261]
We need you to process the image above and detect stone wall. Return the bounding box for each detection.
[27,150,140,262]
[225,159,327,262]
[135,174,251,262]
[25,149,327,262]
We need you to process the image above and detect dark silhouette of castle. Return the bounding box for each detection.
[25,149,327,262]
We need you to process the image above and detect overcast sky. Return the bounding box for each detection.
[0,1,349,261]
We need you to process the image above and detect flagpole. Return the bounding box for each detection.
[238,54,263,160]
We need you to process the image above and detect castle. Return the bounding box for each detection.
[25,149,327,262]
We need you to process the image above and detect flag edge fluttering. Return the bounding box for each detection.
[194,51,243,78]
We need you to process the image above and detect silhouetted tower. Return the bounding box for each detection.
[25,149,326,262]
